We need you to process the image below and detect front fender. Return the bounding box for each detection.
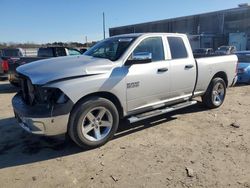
[45,71,128,116]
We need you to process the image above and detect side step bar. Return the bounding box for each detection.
[128,100,197,123]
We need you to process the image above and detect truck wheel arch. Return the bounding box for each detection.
[212,71,228,87]
[67,92,124,135]
[69,92,124,121]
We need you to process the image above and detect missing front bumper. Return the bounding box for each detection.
[12,93,71,136]
[15,111,69,136]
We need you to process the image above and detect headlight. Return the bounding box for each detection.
[56,93,69,104]
[35,87,69,105]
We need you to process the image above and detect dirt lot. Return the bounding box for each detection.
[0,80,249,188]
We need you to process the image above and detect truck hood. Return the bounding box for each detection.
[17,55,115,85]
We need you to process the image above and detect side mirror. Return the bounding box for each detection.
[126,52,152,66]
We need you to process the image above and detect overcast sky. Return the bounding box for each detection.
[0,0,248,43]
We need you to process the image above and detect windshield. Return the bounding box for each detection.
[85,37,137,61]
[236,53,250,63]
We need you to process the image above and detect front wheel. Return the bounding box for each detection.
[68,97,119,149]
[202,78,226,109]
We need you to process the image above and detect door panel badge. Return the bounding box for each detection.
[127,81,140,89]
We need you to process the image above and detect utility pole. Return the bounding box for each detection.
[85,36,88,47]
[103,12,106,39]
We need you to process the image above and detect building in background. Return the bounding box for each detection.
[109,4,250,51]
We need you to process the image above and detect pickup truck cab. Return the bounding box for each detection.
[215,45,237,55]
[12,33,238,149]
[37,47,81,57]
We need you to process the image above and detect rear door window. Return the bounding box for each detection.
[167,37,188,59]
[38,48,54,57]
[56,48,67,56]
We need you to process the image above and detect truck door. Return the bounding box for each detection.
[125,37,171,112]
[166,36,196,99]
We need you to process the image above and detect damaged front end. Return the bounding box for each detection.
[12,74,73,135]
[19,74,70,106]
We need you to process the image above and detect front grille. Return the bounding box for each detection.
[19,74,35,105]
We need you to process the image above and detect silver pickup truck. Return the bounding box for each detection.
[12,33,238,149]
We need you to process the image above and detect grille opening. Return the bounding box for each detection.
[19,74,34,105]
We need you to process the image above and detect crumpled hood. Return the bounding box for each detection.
[17,55,115,85]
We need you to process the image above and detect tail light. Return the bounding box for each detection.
[1,60,9,72]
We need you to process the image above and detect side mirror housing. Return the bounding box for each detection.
[126,52,152,66]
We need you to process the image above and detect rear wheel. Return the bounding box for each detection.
[68,97,119,149]
[202,78,226,108]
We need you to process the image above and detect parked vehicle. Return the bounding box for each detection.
[0,48,25,79]
[193,48,214,58]
[235,51,250,84]
[0,48,25,57]
[8,47,81,85]
[0,57,9,80]
[79,48,88,54]
[12,33,238,149]
[215,46,236,55]
[37,47,81,57]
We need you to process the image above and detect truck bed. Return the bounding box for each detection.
[194,54,238,94]
[193,53,232,58]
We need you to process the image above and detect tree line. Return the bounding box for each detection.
[0,41,97,49]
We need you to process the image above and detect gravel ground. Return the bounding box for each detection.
[0,80,249,188]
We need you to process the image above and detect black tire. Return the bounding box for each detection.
[202,78,226,109]
[68,97,119,149]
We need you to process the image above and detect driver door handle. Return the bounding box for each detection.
[185,64,194,69]
[157,68,168,73]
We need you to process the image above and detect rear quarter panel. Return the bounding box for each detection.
[195,55,237,93]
